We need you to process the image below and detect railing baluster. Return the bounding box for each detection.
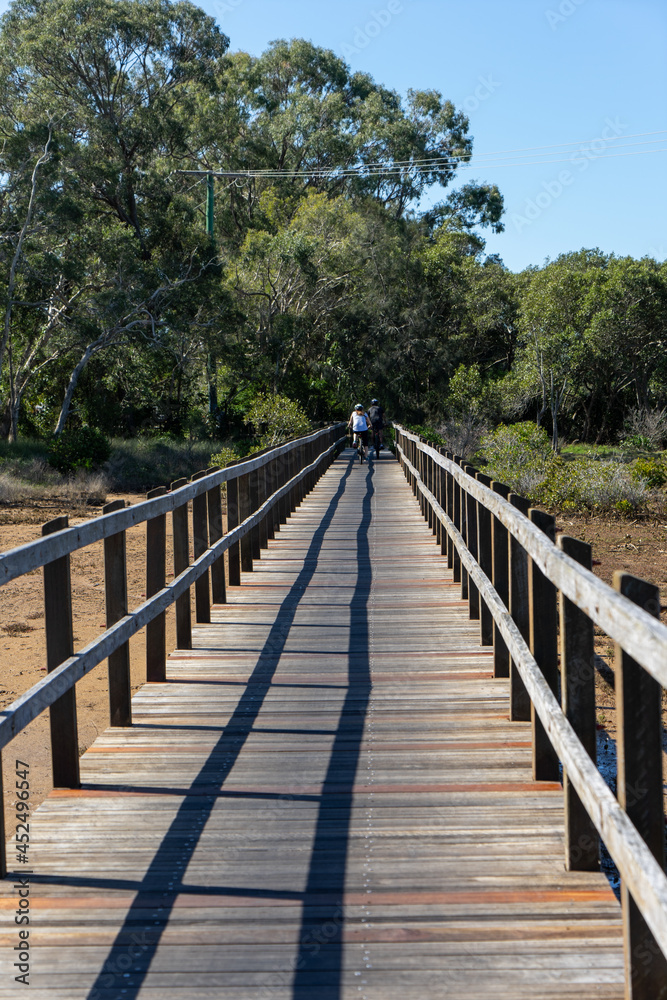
[464,464,480,621]
[529,508,559,781]
[508,494,531,721]
[457,458,469,599]
[103,499,131,727]
[225,459,241,586]
[452,456,462,584]
[171,478,192,649]
[445,451,454,569]
[191,470,211,624]
[475,473,494,646]
[491,481,511,678]
[614,572,667,999]
[146,486,167,680]
[206,469,226,606]
[239,463,253,573]
[42,515,80,789]
[558,535,598,871]
[249,460,261,561]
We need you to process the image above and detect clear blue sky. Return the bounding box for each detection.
[2,0,665,271]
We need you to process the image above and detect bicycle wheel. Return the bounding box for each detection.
[359,441,364,464]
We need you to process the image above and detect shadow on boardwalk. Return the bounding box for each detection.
[77,457,372,999]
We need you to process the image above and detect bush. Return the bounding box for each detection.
[480,421,647,514]
[246,393,311,448]
[631,456,667,489]
[534,458,647,514]
[622,407,667,450]
[47,426,111,474]
[479,422,555,495]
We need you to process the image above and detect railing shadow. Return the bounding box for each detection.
[84,458,354,1000]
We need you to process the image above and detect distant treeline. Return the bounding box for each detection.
[0,0,664,448]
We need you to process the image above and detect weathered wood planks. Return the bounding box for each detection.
[0,449,624,998]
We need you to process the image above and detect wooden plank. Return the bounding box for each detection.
[529,508,559,782]
[103,499,131,726]
[614,572,667,1000]
[146,486,167,682]
[191,470,211,624]
[171,478,192,649]
[0,452,624,999]
[42,515,80,788]
[558,535,598,872]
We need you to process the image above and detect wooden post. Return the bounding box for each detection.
[42,516,80,788]
[614,572,667,999]
[491,482,511,678]
[191,471,210,624]
[146,486,167,681]
[558,534,598,871]
[206,469,226,605]
[278,447,290,525]
[457,458,469,599]
[248,461,261,561]
[529,508,559,781]
[103,499,131,727]
[464,465,480,621]
[445,453,454,569]
[438,449,447,556]
[0,762,4,877]
[226,460,241,586]
[452,457,462,584]
[476,473,494,646]
[509,494,531,721]
[239,464,253,573]
[258,456,269,549]
[171,479,192,650]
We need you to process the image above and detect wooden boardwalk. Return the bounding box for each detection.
[0,448,625,998]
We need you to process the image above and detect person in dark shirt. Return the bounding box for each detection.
[367,399,385,454]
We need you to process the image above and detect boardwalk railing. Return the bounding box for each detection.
[0,423,346,873]
[395,424,667,1000]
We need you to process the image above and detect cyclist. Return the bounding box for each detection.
[367,398,385,456]
[348,403,371,462]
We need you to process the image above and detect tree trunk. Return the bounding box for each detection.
[53,343,96,437]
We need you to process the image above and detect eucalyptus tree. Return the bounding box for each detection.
[0,0,230,437]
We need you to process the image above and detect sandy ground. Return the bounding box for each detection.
[0,493,184,818]
[1,499,665,829]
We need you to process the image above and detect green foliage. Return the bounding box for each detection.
[246,393,311,448]
[47,426,111,473]
[104,436,221,491]
[479,422,554,495]
[409,425,446,447]
[533,459,647,514]
[209,445,241,470]
[631,457,667,489]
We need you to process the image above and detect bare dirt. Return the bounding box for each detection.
[0,493,183,817]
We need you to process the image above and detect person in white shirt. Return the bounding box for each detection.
[347,403,371,461]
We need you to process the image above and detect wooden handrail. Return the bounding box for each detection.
[394,425,667,995]
[0,426,342,587]
[0,426,346,755]
[396,425,667,688]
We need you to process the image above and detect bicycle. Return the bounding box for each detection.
[353,431,366,464]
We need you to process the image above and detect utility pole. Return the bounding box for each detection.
[206,172,214,236]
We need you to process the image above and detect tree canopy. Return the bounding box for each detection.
[0,0,664,450]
